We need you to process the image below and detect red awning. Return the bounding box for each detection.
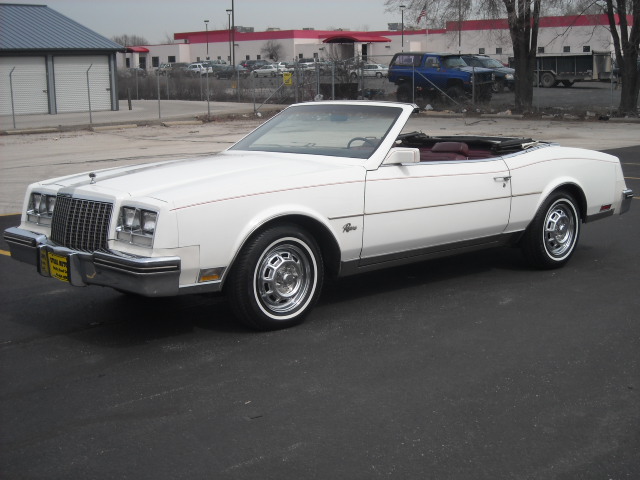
[323,34,391,44]
[126,46,149,53]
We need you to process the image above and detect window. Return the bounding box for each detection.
[563,46,570,53]
[583,46,591,52]
[479,48,485,54]
[217,56,222,60]
[246,55,250,60]
[168,56,176,63]
[299,53,303,59]
[496,47,503,54]
[196,56,201,62]
[152,56,159,68]
[313,52,318,59]
[125,58,130,68]
[537,47,544,54]
[257,55,261,60]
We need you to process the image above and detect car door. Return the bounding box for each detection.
[360,158,512,264]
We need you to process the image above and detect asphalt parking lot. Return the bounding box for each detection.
[0,119,639,478]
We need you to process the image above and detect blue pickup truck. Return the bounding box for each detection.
[388,52,495,105]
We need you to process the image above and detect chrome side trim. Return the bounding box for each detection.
[585,209,615,223]
[339,232,519,277]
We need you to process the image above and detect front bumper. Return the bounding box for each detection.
[4,227,181,297]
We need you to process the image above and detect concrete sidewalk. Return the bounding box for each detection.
[0,99,284,132]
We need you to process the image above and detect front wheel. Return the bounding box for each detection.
[226,225,324,330]
[520,192,581,269]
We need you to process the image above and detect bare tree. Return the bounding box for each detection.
[604,0,639,115]
[261,40,284,61]
[111,34,149,47]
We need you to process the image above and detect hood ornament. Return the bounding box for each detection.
[89,172,96,184]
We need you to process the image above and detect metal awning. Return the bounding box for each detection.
[322,34,391,44]
[126,46,149,53]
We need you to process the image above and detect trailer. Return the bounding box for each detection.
[534,51,613,87]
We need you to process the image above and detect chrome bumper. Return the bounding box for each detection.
[621,189,634,215]
[3,227,181,297]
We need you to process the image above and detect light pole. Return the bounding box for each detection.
[230,0,235,67]
[400,5,406,52]
[226,9,232,63]
[204,19,209,60]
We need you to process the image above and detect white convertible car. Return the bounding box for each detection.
[4,101,633,330]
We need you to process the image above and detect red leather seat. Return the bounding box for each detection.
[420,142,470,161]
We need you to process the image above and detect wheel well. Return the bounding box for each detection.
[241,215,342,279]
[551,184,588,222]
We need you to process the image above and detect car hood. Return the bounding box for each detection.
[456,66,494,74]
[43,151,366,210]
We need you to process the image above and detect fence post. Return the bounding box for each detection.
[206,70,210,120]
[157,72,162,119]
[9,67,16,129]
[86,64,93,124]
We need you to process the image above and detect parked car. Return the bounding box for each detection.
[252,64,280,77]
[123,67,147,78]
[273,61,293,73]
[350,63,389,78]
[239,59,270,71]
[214,65,249,79]
[187,62,212,76]
[389,52,494,104]
[461,54,515,92]
[3,101,633,331]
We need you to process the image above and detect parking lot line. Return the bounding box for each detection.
[0,250,10,257]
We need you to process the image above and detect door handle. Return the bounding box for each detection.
[494,176,511,182]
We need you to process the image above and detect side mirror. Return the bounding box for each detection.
[382,147,420,165]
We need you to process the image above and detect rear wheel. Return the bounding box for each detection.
[540,72,556,88]
[445,85,465,104]
[226,225,324,330]
[521,192,581,269]
[396,83,412,102]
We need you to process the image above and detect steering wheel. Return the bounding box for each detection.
[347,137,377,149]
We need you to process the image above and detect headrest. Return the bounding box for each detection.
[431,142,469,155]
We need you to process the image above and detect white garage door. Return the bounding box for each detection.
[0,57,49,115]
[54,55,111,113]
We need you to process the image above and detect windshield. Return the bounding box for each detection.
[480,58,505,68]
[443,56,466,68]
[230,104,403,159]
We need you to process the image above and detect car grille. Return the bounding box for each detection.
[50,195,114,252]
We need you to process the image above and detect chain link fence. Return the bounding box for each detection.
[1,54,626,131]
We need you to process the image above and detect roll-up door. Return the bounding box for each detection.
[0,56,49,115]
[54,55,111,113]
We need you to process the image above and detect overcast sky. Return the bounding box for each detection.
[9,0,402,44]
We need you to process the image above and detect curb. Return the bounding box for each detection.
[91,124,139,132]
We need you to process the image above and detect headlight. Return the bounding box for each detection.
[116,206,158,247]
[505,73,514,80]
[27,192,56,225]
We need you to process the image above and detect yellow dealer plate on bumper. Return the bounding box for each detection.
[47,252,69,283]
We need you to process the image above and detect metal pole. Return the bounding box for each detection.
[206,69,210,120]
[331,63,335,100]
[226,10,232,63]
[9,67,16,129]
[400,5,406,52]
[86,64,93,124]
[204,20,209,59]
[231,0,235,68]
[157,72,161,119]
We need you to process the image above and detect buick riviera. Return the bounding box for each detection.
[4,102,633,330]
